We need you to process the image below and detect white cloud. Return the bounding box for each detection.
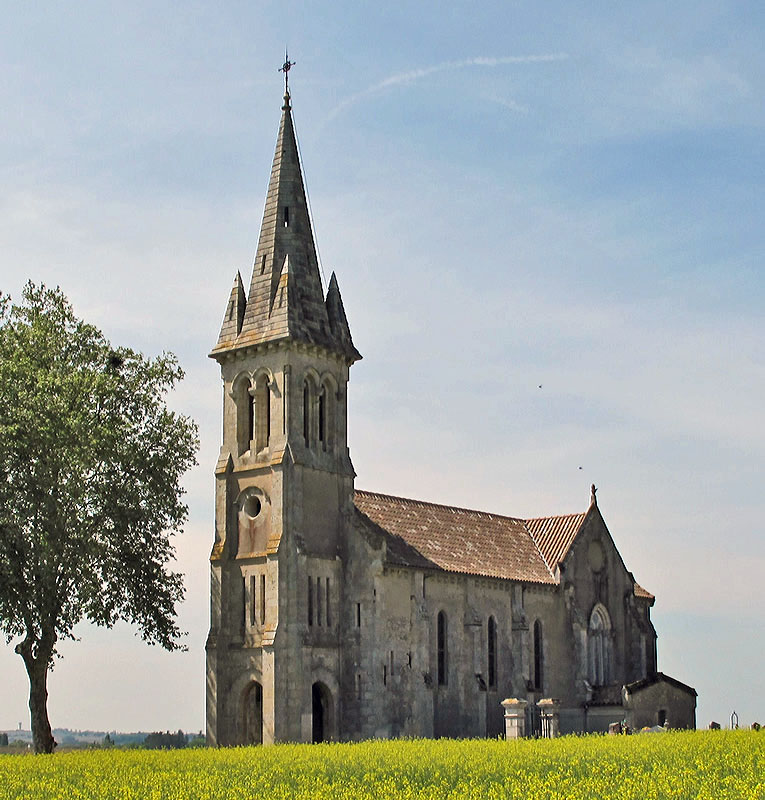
[323,53,569,123]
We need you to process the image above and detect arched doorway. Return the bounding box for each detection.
[242,681,263,745]
[311,682,331,743]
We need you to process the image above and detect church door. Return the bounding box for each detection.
[312,682,330,743]
[243,681,263,745]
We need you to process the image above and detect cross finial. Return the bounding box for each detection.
[280,51,295,102]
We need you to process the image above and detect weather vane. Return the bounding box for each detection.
[279,51,295,96]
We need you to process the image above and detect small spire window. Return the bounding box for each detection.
[283,206,290,227]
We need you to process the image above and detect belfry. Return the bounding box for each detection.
[206,77,695,745]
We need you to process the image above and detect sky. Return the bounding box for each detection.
[1,1,763,733]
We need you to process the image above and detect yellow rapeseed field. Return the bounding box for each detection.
[0,730,762,800]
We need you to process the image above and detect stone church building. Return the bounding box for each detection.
[205,87,696,745]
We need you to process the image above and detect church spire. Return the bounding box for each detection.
[211,76,360,364]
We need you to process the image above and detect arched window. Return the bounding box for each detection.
[318,385,326,448]
[253,374,270,452]
[319,379,337,452]
[437,611,448,686]
[487,616,497,688]
[533,619,543,691]
[303,379,312,447]
[588,604,612,686]
[233,374,253,456]
[248,392,255,445]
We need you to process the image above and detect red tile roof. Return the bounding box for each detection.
[354,491,555,584]
[633,583,654,600]
[354,490,652,600]
[524,513,587,572]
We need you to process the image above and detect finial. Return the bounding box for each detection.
[279,50,295,107]
[590,484,598,506]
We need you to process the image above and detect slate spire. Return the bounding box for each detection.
[211,90,360,363]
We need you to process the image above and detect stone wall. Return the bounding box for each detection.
[623,677,697,730]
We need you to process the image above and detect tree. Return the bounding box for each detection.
[0,283,198,754]
[144,729,187,749]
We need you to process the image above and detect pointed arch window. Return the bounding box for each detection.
[317,380,336,452]
[303,379,312,447]
[533,619,544,691]
[437,611,448,686]
[487,616,497,688]
[248,392,255,445]
[318,385,326,448]
[253,374,271,452]
[233,374,254,456]
[588,605,612,686]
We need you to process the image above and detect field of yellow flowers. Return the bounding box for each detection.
[0,730,762,800]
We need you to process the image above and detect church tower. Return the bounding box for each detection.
[206,82,361,745]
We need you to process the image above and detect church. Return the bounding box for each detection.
[205,80,696,745]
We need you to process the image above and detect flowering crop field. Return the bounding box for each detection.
[0,730,762,800]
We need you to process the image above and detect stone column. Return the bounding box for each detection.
[501,698,528,740]
[537,698,561,738]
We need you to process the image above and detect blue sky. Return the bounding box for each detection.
[1,2,763,732]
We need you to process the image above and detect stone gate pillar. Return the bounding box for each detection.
[537,698,561,738]
[501,698,528,740]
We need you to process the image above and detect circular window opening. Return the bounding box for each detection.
[243,495,262,518]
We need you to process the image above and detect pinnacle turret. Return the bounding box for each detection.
[215,271,247,348]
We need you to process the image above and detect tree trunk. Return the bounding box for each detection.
[16,637,56,754]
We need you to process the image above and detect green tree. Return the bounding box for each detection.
[0,283,198,754]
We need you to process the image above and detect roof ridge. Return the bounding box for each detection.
[355,489,585,524]
[524,511,587,523]
[354,489,526,524]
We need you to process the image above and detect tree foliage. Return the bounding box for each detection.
[143,730,187,750]
[0,283,198,753]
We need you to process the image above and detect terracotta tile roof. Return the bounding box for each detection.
[354,491,653,600]
[525,513,587,571]
[633,583,654,600]
[354,491,555,584]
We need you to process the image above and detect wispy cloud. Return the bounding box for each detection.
[484,94,529,114]
[324,53,569,123]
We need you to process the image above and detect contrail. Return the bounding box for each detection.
[324,53,569,122]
